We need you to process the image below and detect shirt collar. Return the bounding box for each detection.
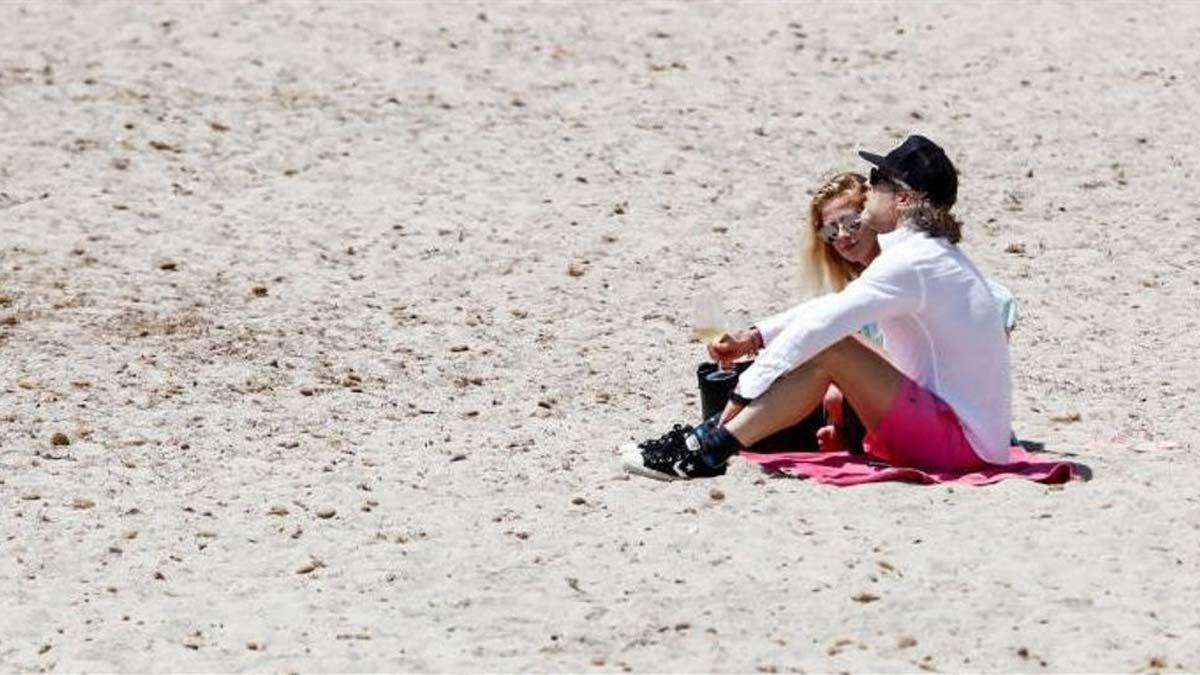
[877,225,918,250]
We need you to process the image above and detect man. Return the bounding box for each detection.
[621,135,1013,480]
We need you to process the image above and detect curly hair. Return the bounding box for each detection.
[906,199,963,244]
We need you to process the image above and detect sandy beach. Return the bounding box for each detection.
[2,1,1199,671]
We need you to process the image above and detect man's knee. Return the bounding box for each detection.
[814,336,861,366]
[778,337,866,384]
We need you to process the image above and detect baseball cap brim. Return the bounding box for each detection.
[858,150,887,166]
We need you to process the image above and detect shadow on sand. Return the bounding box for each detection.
[1019,438,1093,481]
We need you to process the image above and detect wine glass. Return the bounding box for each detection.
[693,286,734,375]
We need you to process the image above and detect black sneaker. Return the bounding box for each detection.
[620,421,728,481]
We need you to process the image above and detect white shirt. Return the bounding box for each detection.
[738,226,1013,464]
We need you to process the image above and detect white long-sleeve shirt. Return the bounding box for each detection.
[738,226,1013,464]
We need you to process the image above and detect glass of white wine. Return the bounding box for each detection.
[692,286,727,341]
[692,287,734,374]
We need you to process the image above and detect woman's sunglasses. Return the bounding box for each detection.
[818,214,863,245]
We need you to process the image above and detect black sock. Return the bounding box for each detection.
[701,424,744,468]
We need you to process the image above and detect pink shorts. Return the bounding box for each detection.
[863,376,988,473]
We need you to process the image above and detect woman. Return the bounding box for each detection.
[734,172,880,453]
[799,172,878,301]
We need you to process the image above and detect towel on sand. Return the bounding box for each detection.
[739,445,1081,487]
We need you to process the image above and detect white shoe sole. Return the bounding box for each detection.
[620,443,678,481]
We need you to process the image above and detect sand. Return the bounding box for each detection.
[2,1,1199,671]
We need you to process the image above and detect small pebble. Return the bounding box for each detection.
[315,508,336,519]
[268,505,289,516]
[158,260,177,271]
[72,498,95,510]
[571,496,587,505]
[50,432,70,446]
[709,488,725,501]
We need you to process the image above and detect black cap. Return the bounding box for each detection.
[859,134,958,208]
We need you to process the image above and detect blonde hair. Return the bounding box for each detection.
[798,172,868,299]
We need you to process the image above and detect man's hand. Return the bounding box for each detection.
[707,329,761,370]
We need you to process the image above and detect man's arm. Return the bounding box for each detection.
[736,261,924,400]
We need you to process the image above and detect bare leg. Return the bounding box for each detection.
[725,335,904,447]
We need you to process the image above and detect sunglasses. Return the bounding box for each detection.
[818,213,863,245]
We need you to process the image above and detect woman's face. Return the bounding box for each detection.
[819,195,878,265]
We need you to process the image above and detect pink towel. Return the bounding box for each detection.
[739,445,1081,486]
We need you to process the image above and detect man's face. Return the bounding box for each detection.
[861,180,902,234]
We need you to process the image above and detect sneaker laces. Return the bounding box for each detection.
[637,423,694,462]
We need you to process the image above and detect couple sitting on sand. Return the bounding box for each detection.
[622,135,1017,480]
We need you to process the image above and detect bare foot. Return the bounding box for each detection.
[816,424,848,453]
